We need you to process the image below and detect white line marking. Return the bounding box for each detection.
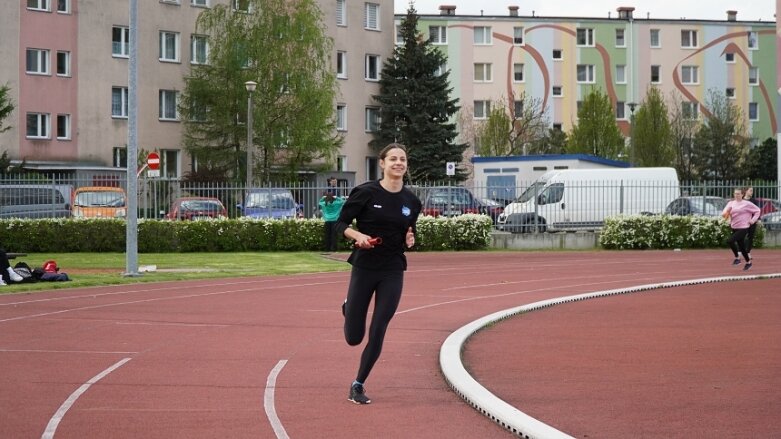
[0,349,137,355]
[264,360,290,439]
[41,357,131,439]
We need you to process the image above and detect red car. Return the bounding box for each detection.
[753,197,780,217]
[165,197,227,220]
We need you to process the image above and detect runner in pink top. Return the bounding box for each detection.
[722,188,760,270]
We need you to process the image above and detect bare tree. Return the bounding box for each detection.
[668,92,700,181]
[476,93,549,156]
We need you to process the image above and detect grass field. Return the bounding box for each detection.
[2,252,350,293]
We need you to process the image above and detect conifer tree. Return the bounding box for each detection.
[371,4,466,182]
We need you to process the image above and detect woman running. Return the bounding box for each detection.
[334,143,422,405]
[742,186,759,260]
[722,188,760,271]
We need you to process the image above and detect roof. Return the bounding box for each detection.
[470,154,630,168]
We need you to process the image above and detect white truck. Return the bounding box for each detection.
[496,167,680,233]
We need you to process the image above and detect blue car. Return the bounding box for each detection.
[239,189,302,219]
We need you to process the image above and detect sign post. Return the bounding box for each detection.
[446,162,456,176]
[147,152,160,178]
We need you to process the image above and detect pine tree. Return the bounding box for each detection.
[371,4,466,182]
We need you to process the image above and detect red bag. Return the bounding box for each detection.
[43,260,59,273]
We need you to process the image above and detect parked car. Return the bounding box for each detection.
[476,197,504,223]
[165,197,227,220]
[0,184,73,219]
[664,196,728,217]
[761,211,781,231]
[72,186,127,218]
[421,187,481,218]
[238,188,302,219]
[753,197,780,216]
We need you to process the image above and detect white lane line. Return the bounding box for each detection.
[0,349,137,354]
[264,360,290,439]
[41,357,131,439]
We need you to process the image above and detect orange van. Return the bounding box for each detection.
[72,186,127,218]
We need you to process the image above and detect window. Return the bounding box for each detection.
[191,0,208,6]
[615,29,625,47]
[159,90,179,120]
[232,0,250,12]
[747,31,758,50]
[112,87,129,118]
[336,0,346,26]
[336,104,347,131]
[26,49,49,75]
[26,113,50,138]
[474,63,492,82]
[748,67,758,85]
[513,100,523,117]
[681,30,698,48]
[473,26,492,45]
[365,107,380,132]
[681,66,698,84]
[56,51,70,76]
[576,64,595,83]
[366,157,378,180]
[364,3,379,30]
[726,87,735,98]
[616,102,626,120]
[336,51,347,78]
[161,0,181,4]
[159,31,180,62]
[576,28,594,46]
[395,25,403,45]
[513,63,524,82]
[190,35,208,64]
[113,147,128,168]
[725,52,735,63]
[364,54,380,80]
[57,0,70,13]
[56,114,70,140]
[553,123,562,131]
[552,86,562,97]
[650,29,660,48]
[651,65,661,84]
[337,155,347,172]
[27,0,49,11]
[552,49,562,60]
[434,62,448,77]
[615,65,626,84]
[161,150,180,178]
[113,26,130,58]
[748,102,758,121]
[513,27,524,45]
[682,102,698,120]
[576,100,583,112]
[473,100,490,119]
[429,26,447,44]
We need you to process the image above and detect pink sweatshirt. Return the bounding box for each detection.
[723,200,760,229]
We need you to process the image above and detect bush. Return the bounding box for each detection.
[0,215,494,253]
[600,215,764,250]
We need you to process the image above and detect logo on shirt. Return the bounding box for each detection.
[401,206,411,217]
[373,204,382,209]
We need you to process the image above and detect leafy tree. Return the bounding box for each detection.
[743,137,777,181]
[0,83,13,135]
[692,89,749,180]
[631,87,673,167]
[566,88,625,159]
[668,93,700,181]
[371,4,466,181]
[476,94,549,156]
[179,0,340,183]
[528,128,568,155]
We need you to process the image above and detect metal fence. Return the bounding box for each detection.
[1,174,778,232]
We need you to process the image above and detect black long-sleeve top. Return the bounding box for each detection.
[335,180,422,271]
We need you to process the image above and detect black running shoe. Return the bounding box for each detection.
[743,262,752,271]
[341,299,347,317]
[348,383,371,405]
[732,258,741,265]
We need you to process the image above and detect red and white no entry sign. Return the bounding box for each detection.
[147,152,160,170]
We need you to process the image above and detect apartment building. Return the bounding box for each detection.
[0,0,393,183]
[410,5,778,147]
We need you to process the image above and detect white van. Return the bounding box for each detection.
[497,167,680,232]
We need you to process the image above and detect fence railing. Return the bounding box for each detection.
[1,175,778,233]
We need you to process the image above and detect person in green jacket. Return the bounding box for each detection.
[319,191,346,252]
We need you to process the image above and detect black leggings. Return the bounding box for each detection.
[324,221,338,252]
[0,248,10,271]
[727,228,750,261]
[344,266,403,384]
[744,223,757,254]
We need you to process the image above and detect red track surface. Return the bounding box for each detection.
[0,249,779,438]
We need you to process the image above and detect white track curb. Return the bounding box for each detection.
[440,273,781,439]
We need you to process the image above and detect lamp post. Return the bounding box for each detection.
[245,81,257,190]
[627,102,637,166]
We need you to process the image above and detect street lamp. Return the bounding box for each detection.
[245,81,257,190]
[627,102,637,166]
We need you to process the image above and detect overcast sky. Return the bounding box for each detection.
[395,0,776,22]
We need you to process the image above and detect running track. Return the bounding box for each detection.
[0,250,778,438]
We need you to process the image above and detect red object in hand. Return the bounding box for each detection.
[355,237,382,248]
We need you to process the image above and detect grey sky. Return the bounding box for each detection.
[395,0,776,22]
